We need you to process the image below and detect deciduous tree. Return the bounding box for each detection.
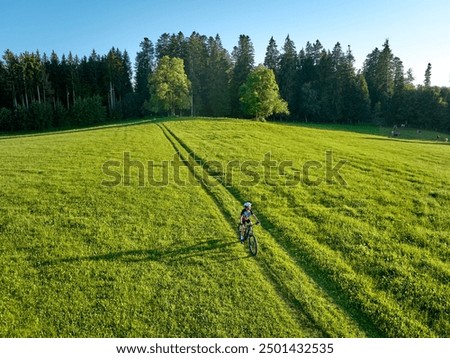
[148,56,191,116]
[240,65,289,121]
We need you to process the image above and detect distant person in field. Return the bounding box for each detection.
[239,202,259,243]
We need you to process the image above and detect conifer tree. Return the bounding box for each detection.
[230,35,255,117]
[134,37,155,112]
[424,63,432,87]
[278,35,298,115]
[205,35,232,116]
[186,32,209,116]
[264,37,280,72]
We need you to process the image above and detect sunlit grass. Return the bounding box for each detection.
[0,123,309,337]
[164,118,450,337]
[1,118,448,337]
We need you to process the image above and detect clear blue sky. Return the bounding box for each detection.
[1,0,449,86]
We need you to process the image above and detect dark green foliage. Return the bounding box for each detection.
[264,36,280,72]
[424,63,432,87]
[52,101,69,128]
[155,32,188,61]
[148,56,191,116]
[71,95,107,125]
[185,32,209,116]
[278,36,299,115]
[0,34,449,133]
[134,37,155,115]
[230,35,255,117]
[0,61,10,108]
[414,86,447,129]
[13,106,31,131]
[29,102,53,130]
[0,107,12,131]
[204,35,232,117]
[239,65,288,120]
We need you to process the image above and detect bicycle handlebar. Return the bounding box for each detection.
[247,221,260,226]
[239,221,261,227]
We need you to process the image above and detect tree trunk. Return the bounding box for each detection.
[109,81,115,110]
[12,83,18,107]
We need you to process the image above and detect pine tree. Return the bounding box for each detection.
[316,49,337,121]
[230,35,255,117]
[205,35,232,116]
[87,50,102,97]
[363,47,380,108]
[312,40,324,65]
[0,59,10,108]
[106,48,120,111]
[377,40,395,101]
[155,33,171,60]
[186,32,209,116]
[278,35,298,116]
[66,52,79,107]
[424,63,432,87]
[134,37,155,113]
[363,40,396,122]
[353,74,371,122]
[298,42,320,120]
[389,56,407,124]
[264,37,280,72]
[156,32,187,61]
[405,68,415,88]
[340,46,360,123]
[317,42,348,122]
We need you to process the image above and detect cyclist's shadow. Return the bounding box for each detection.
[39,238,246,266]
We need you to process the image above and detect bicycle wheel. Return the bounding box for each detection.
[248,234,258,256]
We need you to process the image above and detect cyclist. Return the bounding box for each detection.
[239,202,259,243]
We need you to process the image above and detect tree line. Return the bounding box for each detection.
[0,32,449,132]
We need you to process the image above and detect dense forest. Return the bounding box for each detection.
[0,32,449,132]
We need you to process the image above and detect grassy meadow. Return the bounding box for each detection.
[0,118,449,337]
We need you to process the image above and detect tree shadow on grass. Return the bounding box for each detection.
[363,136,449,145]
[0,118,157,141]
[38,238,247,267]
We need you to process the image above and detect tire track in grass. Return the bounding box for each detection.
[164,120,437,338]
[157,123,324,336]
[158,122,372,337]
[158,124,329,336]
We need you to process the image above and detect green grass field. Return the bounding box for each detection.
[0,118,448,337]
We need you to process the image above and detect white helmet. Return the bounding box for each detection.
[243,202,252,208]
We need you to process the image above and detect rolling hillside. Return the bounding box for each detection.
[0,118,448,337]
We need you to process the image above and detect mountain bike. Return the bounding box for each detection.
[237,222,259,256]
